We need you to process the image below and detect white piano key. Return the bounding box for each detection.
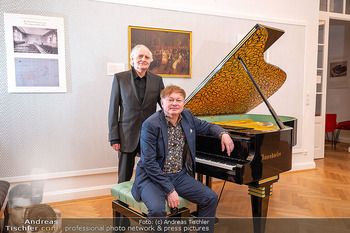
[195,157,236,170]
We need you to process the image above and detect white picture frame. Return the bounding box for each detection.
[4,13,66,93]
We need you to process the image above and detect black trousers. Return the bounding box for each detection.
[116,144,141,230]
[118,144,140,183]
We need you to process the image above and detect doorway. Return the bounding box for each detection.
[326,19,350,145]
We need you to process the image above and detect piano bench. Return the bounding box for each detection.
[111,181,191,231]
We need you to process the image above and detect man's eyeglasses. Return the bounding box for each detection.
[163,98,184,104]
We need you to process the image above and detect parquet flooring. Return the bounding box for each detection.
[48,142,350,218]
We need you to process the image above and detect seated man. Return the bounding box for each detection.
[131,84,234,233]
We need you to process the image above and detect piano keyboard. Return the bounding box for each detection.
[195,152,237,170]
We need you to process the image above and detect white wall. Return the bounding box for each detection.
[0,0,319,202]
[327,19,350,143]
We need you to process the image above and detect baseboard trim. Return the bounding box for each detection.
[338,136,350,144]
[43,184,113,203]
[292,161,316,171]
[2,167,118,203]
[2,167,117,183]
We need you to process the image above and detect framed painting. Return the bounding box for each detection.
[129,26,192,77]
[328,57,348,89]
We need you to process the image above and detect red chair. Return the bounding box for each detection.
[325,114,337,149]
[335,120,350,149]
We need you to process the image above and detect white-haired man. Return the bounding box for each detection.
[108,44,164,184]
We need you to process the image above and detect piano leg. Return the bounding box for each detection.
[248,176,279,233]
[205,175,212,188]
[197,173,204,183]
[196,173,213,188]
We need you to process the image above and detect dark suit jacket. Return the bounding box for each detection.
[108,68,164,153]
[131,109,226,201]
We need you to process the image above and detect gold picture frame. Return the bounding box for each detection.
[129,26,192,77]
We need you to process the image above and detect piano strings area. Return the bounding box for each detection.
[47,142,350,218]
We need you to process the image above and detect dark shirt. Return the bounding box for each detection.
[133,68,147,104]
[163,115,185,174]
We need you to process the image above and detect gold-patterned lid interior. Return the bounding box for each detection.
[185,24,286,116]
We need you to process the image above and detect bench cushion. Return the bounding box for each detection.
[111,180,190,214]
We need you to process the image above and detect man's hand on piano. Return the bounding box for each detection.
[221,133,234,156]
[167,190,180,208]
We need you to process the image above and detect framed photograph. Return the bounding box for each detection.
[129,26,192,77]
[328,58,348,89]
[4,13,66,93]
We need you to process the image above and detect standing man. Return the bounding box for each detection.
[131,85,234,233]
[108,44,164,183]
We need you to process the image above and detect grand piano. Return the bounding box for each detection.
[184,24,297,233]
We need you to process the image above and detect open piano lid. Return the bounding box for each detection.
[185,24,285,117]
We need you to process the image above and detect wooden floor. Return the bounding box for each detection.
[48,142,350,218]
